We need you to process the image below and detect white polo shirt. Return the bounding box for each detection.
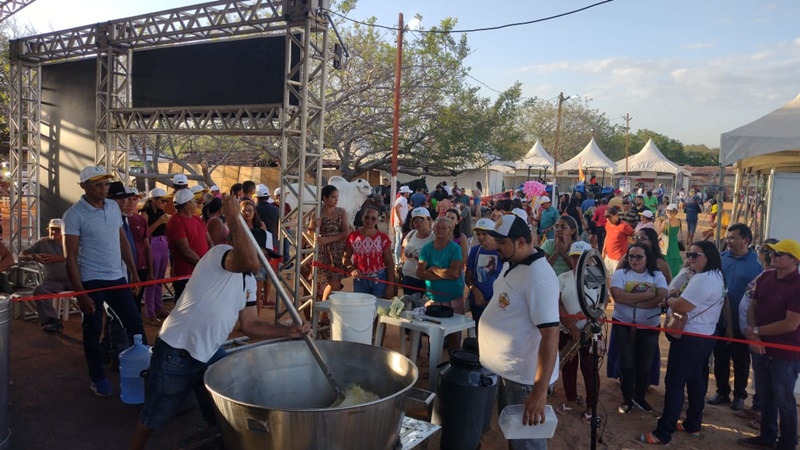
[479,249,561,385]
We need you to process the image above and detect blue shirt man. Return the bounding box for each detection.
[410,189,427,208]
[685,198,702,223]
[538,200,560,240]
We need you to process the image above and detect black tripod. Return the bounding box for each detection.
[575,249,608,450]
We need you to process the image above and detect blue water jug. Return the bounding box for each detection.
[119,334,151,405]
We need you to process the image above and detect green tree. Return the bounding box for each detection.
[324,9,525,179]
[515,96,621,163]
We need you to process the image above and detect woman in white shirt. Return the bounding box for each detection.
[610,243,668,415]
[400,207,435,296]
[640,240,724,445]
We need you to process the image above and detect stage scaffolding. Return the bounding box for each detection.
[7,0,330,319]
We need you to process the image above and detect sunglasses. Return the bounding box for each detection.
[627,254,645,260]
[772,251,787,258]
[633,236,649,241]
[686,252,705,259]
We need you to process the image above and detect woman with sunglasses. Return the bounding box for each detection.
[343,206,395,299]
[610,243,668,415]
[401,207,435,296]
[640,240,724,445]
[633,227,673,284]
[542,215,580,276]
[140,188,171,321]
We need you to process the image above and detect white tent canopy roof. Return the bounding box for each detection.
[558,138,616,174]
[720,93,800,166]
[515,140,555,170]
[615,138,684,175]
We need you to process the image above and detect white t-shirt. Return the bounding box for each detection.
[401,230,435,277]
[393,195,409,227]
[479,251,561,385]
[558,270,599,330]
[610,269,668,326]
[159,245,256,362]
[673,270,725,335]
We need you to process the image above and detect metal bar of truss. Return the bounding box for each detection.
[0,0,36,23]
[12,0,286,63]
[109,105,283,135]
[96,28,131,177]
[7,61,40,255]
[276,14,328,325]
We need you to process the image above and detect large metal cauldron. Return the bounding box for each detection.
[205,340,419,450]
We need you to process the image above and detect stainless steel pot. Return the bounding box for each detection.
[204,340,427,450]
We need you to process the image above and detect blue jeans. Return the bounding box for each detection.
[752,353,800,449]
[497,378,548,450]
[140,339,227,430]
[394,225,403,265]
[353,268,388,298]
[82,277,146,382]
[654,335,715,443]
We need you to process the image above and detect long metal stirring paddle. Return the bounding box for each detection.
[237,214,346,401]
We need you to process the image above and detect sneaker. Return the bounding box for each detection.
[618,400,633,414]
[42,320,63,333]
[731,397,745,411]
[90,379,114,397]
[706,393,730,405]
[738,436,776,449]
[632,398,653,412]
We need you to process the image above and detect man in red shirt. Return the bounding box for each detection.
[166,189,212,301]
[601,206,634,277]
[741,239,800,450]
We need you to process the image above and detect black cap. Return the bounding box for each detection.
[107,181,136,199]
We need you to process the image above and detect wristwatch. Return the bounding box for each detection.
[753,326,760,336]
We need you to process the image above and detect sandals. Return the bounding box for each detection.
[638,433,665,445]
[676,422,701,438]
[556,403,573,415]
[575,395,585,406]
[582,413,595,425]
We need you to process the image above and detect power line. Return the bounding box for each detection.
[327,0,613,34]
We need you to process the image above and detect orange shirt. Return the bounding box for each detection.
[604,220,634,260]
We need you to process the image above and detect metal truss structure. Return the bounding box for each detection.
[0,0,36,23]
[8,0,329,317]
[7,62,40,255]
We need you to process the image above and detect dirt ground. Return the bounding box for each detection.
[5,203,792,449]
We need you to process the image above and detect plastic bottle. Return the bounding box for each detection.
[499,404,558,439]
[119,334,151,405]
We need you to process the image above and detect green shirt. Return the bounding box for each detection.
[419,240,465,302]
[643,196,659,214]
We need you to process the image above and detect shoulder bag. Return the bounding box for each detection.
[664,280,726,339]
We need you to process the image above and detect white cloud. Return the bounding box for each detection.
[685,42,715,50]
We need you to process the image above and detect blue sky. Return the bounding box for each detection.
[12,0,800,148]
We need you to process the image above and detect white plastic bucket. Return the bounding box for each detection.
[328,293,376,345]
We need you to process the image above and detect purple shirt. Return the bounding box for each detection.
[753,269,800,360]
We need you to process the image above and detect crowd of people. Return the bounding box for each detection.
[13,166,800,450]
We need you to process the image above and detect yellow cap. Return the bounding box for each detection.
[767,239,800,261]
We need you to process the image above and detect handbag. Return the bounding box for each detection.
[663,282,725,339]
[677,219,686,251]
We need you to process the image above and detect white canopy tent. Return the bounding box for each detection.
[558,138,616,174]
[614,138,691,196]
[720,93,800,244]
[515,140,555,172]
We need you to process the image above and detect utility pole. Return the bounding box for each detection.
[390,13,403,230]
[623,113,632,176]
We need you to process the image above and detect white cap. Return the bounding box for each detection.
[209,185,220,192]
[174,189,194,206]
[473,218,496,232]
[640,209,654,218]
[273,187,282,196]
[148,187,167,198]
[399,186,413,194]
[79,166,113,183]
[172,174,188,186]
[512,208,529,224]
[190,185,206,194]
[411,207,430,218]
[255,184,270,197]
[48,218,63,229]
[666,203,678,211]
[569,240,593,256]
